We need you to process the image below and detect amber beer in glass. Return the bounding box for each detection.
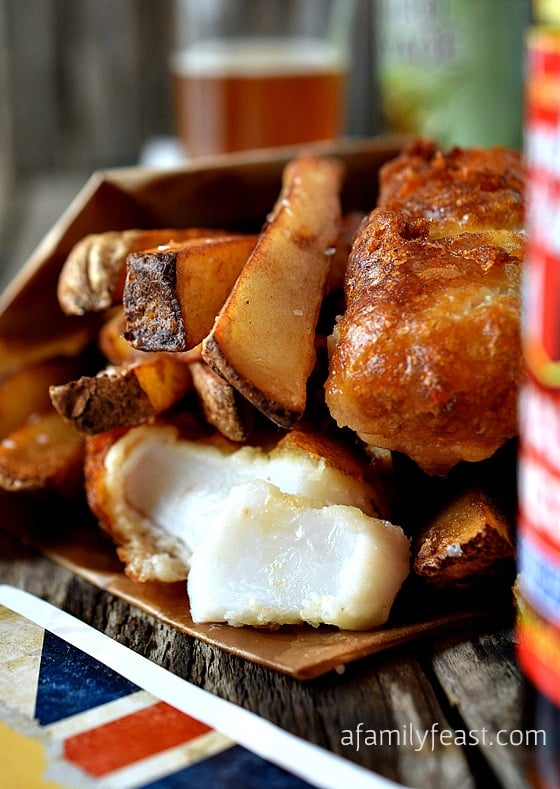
[170,0,353,158]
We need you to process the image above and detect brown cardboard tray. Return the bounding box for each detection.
[0,136,512,679]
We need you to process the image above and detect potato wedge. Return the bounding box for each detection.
[0,411,85,496]
[0,356,82,440]
[97,308,142,365]
[50,356,192,434]
[123,234,258,352]
[202,155,344,428]
[97,308,203,365]
[0,325,96,377]
[190,360,254,442]
[58,227,228,315]
[326,210,366,294]
[413,486,515,588]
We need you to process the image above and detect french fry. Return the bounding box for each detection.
[0,325,96,377]
[123,234,258,352]
[190,360,254,442]
[50,355,193,434]
[58,227,228,315]
[202,155,344,428]
[413,486,515,588]
[0,356,82,440]
[0,411,85,496]
[325,210,366,294]
[97,308,142,365]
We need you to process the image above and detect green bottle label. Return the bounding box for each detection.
[376,0,531,148]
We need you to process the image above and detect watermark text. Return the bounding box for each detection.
[340,722,546,752]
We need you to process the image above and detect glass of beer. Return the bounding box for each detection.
[170,0,355,158]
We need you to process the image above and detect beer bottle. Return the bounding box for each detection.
[517,15,560,789]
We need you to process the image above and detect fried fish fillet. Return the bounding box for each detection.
[325,139,524,475]
[375,138,524,234]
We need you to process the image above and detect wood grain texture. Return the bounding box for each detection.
[3,0,175,171]
[431,630,530,789]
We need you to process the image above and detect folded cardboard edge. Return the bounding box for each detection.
[0,135,409,341]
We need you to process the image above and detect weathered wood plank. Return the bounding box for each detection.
[136,0,175,142]
[312,653,476,788]
[0,0,13,220]
[54,0,143,166]
[3,0,176,171]
[431,629,530,789]
[4,0,59,170]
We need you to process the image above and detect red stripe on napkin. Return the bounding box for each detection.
[64,701,213,776]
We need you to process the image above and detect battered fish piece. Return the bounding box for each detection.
[376,138,523,237]
[325,140,524,475]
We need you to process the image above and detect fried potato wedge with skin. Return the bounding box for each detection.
[50,356,192,435]
[133,356,192,414]
[325,210,366,295]
[98,308,143,365]
[413,486,515,588]
[58,227,229,315]
[202,155,344,428]
[0,411,85,496]
[123,234,258,352]
[0,356,83,440]
[97,308,202,367]
[190,360,254,442]
[0,325,96,377]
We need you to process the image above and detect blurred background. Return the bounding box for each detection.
[0,0,378,289]
[0,0,532,291]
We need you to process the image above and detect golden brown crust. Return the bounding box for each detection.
[83,428,130,540]
[325,140,524,475]
[377,137,524,234]
[413,487,515,587]
[190,360,254,442]
[0,412,85,496]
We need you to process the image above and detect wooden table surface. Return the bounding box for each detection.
[0,173,531,789]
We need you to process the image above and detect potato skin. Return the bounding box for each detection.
[124,249,188,352]
[50,372,153,434]
[58,228,227,315]
[413,487,515,588]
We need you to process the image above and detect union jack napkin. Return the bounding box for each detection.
[0,585,402,789]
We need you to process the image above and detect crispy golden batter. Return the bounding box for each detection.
[376,137,523,235]
[325,140,524,475]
